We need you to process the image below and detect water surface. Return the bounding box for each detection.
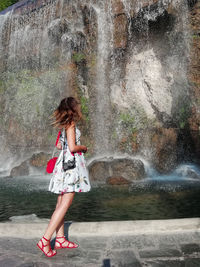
[0,175,200,222]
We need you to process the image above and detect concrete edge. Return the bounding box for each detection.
[0,218,200,239]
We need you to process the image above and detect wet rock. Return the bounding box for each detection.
[88,161,110,183]
[71,31,86,52]
[141,0,160,9]
[88,158,146,183]
[47,18,68,44]
[10,161,29,177]
[187,169,200,179]
[110,158,145,181]
[29,152,50,168]
[139,127,178,173]
[81,5,98,49]
[113,14,128,49]
[152,128,178,173]
[188,0,200,159]
[176,165,200,179]
[107,176,131,185]
[111,0,125,16]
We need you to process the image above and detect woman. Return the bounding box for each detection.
[37,97,91,257]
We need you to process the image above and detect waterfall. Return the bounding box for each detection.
[0,0,197,175]
[92,3,112,155]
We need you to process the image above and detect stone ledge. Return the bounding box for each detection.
[0,218,199,239]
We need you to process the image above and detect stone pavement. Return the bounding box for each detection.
[0,218,200,267]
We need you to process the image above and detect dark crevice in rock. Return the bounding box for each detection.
[177,128,197,164]
[187,0,198,9]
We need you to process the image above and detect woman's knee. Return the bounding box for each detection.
[55,195,62,209]
[60,192,75,208]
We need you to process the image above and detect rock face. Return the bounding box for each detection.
[113,14,128,49]
[10,152,51,177]
[138,128,178,173]
[0,0,199,176]
[88,158,146,183]
[188,0,200,160]
[10,161,29,177]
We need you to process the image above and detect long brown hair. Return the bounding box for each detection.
[51,97,82,129]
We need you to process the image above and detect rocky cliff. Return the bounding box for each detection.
[0,0,199,176]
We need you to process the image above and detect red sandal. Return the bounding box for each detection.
[54,236,79,249]
[37,236,57,257]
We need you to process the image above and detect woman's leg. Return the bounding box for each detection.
[44,192,75,239]
[55,195,65,237]
[37,192,75,254]
[54,193,77,248]
[54,192,75,237]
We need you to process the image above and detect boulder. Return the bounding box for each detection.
[88,158,146,183]
[185,169,200,179]
[88,161,110,183]
[29,152,50,168]
[176,165,200,180]
[10,161,29,177]
[107,176,131,185]
[110,158,145,181]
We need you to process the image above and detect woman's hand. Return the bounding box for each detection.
[56,141,62,150]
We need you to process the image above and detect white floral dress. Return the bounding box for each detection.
[48,127,91,194]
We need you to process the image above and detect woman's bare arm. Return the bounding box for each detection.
[66,123,87,153]
[56,141,62,150]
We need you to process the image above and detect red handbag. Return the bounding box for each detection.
[46,157,58,173]
[46,131,61,174]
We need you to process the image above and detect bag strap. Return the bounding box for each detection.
[55,131,61,146]
[51,147,56,158]
[63,129,68,149]
[51,131,61,158]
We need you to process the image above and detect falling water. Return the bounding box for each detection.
[0,0,198,175]
[92,3,112,155]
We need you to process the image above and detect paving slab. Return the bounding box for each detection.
[0,218,199,266]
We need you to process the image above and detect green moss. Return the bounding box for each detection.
[72,53,86,63]
[88,54,96,68]
[132,134,137,143]
[0,80,6,94]
[112,130,118,140]
[177,102,190,129]
[179,122,186,129]
[119,112,135,125]
[192,34,200,39]
[0,0,19,12]
[197,98,200,106]
[84,145,92,159]
[80,95,89,123]
[1,68,64,128]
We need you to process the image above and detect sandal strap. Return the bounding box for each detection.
[67,241,74,248]
[37,238,57,257]
[55,239,65,245]
[42,236,50,242]
[46,249,55,256]
[55,236,77,248]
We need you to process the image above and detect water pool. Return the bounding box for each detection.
[0,175,200,222]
